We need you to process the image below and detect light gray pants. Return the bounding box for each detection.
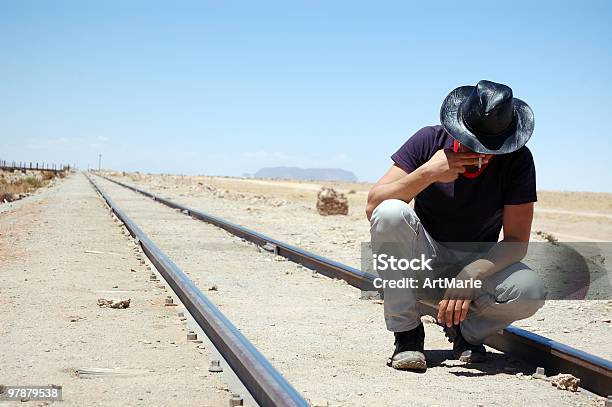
[370,199,546,345]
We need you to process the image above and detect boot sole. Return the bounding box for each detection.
[391,359,427,370]
[390,352,427,370]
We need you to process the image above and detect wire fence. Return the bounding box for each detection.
[0,160,70,173]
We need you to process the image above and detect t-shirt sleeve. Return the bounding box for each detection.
[504,147,538,205]
[390,126,436,173]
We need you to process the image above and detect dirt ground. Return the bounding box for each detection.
[108,172,612,361]
[0,174,229,406]
[93,174,605,406]
[1,172,609,406]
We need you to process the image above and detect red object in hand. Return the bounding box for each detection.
[452,140,490,178]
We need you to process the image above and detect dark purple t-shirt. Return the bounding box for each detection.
[391,125,537,243]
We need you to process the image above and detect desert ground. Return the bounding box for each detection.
[1,170,610,406]
[0,172,231,406]
[107,172,612,360]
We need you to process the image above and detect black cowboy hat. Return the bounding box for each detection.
[440,80,534,154]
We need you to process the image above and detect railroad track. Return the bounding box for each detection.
[86,174,309,407]
[94,173,612,398]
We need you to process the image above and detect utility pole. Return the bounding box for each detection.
[98,154,102,172]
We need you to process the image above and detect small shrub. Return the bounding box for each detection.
[42,171,55,181]
[24,176,43,188]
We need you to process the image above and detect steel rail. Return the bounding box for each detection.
[98,174,612,397]
[86,174,309,407]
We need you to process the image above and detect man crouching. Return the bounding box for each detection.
[367,80,547,370]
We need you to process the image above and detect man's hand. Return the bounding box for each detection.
[437,298,471,327]
[423,149,486,183]
[437,269,478,327]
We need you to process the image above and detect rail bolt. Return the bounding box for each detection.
[532,366,546,379]
[187,331,197,341]
[262,242,278,254]
[208,360,223,373]
[164,296,174,306]
[229,395,244,406]
[177,311,185,318]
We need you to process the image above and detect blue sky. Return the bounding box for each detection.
[1,0,611,191]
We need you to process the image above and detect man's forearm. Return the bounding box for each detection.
[462,239,529,280]
[366,166,436,220]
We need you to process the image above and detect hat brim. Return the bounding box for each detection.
[440,86,535,154]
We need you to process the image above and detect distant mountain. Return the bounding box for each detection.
[254,166,358,182]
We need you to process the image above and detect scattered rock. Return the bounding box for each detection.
[589,254,605,265]
[535,230,558,245]
[550,373,580,392]
[75,367,149,378]
[97,298,131,309]
[208,285,218,291]
[316,187,348,216]
[307,398,330,407]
